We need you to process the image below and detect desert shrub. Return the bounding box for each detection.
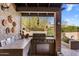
[62,36,70,43]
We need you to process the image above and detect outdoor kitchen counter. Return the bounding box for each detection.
[0,37,32,56]
[0,37,55,56]
[0,37,54,49]
[46,37,55,40]
[0,37,32,49]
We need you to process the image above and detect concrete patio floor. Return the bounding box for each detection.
[61,44,79,56]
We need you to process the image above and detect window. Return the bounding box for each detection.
[21,16,55,37]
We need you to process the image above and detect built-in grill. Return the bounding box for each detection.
[29,33,56,56]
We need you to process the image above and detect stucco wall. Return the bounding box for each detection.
[62,32,79,40]
[0,4,21,41]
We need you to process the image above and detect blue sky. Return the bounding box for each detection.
[62,4,79,26]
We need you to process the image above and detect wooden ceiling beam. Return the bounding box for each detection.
[21,13,54,16]
[16,7,60,12]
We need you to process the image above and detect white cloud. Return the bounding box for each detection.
[74,15,79,18]
[65,19,70,22]
[66,4,74,11]
[64,18,75,26]
[62,19,70,25]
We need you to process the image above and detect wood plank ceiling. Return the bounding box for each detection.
[14,3,62,16]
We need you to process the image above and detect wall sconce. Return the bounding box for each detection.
[57,22,61,25]
[1,3,10,11]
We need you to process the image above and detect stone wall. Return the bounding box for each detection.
[62,32,79,40]
[0,4,21,41]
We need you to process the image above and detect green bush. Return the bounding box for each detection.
[62,26,79,32]
[62,36,70,43]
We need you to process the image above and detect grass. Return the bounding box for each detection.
[47,28,54,36]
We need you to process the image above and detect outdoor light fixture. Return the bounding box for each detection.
[1,3,10,11]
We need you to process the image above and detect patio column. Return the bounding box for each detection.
[55,11,61,52]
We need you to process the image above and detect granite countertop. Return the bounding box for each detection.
[0,37,32,49]
[0,37,54,49]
